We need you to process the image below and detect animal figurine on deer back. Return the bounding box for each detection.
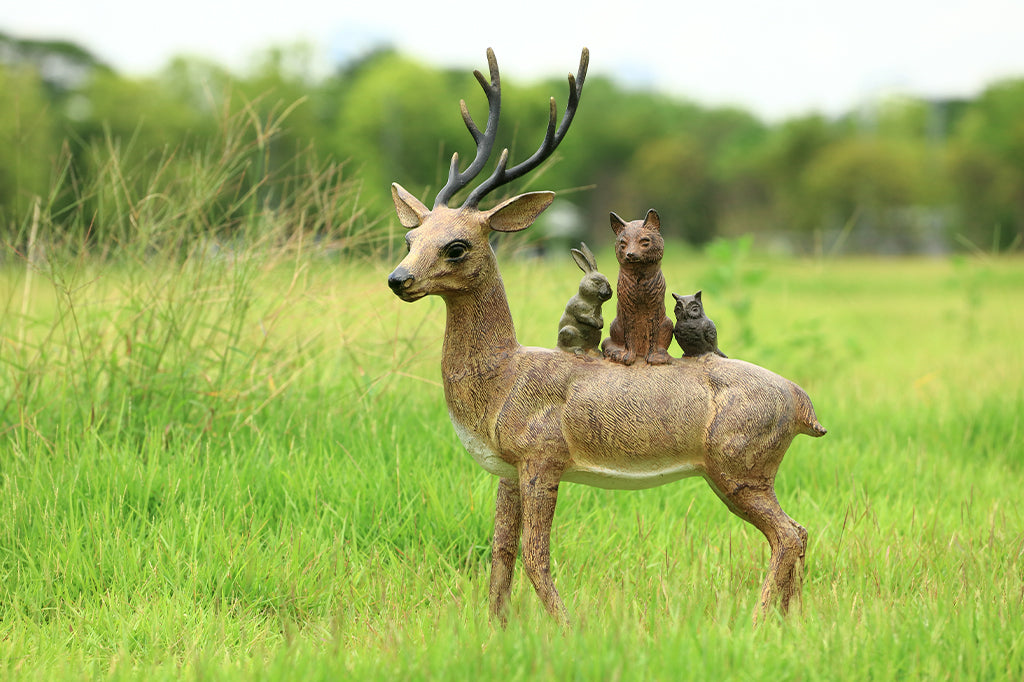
[386,47,826,629]
[673,290,727,358]
[557,243,613,357]
[601,209,675,366]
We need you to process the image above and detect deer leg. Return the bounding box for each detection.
[489,477,523,626]
[705,473,807,624]
[518,458,570,626]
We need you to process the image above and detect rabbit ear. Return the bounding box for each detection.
[570,248,591,273]
[579,242,598,270]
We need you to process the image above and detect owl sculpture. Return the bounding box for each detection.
[672,290,727,358]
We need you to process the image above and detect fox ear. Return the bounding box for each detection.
[643,209,661,232]
[610,212,627,236]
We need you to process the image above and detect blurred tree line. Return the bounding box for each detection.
[2,32,1023,255]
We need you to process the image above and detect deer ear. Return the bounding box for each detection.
[643,209,661,232]
[392,183,431,228]
[485,191,554,233]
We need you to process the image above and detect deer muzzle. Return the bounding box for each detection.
[387,266,421,301]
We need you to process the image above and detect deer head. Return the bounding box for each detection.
[387,48,588,302]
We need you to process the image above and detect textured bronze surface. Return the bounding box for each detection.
[386,48,826,627]
[557,243,612,357]
[601,209,675,366]
[672,290,727,358]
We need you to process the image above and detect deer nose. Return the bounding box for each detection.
[388,267,414,294]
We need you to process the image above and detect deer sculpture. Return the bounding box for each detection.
[386,47,826,627]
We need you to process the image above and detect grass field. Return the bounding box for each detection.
[2,225,1021,680]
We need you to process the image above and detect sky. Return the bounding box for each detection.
[5,0,1024,120]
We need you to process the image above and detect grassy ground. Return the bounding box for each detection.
[2,230,1022,679]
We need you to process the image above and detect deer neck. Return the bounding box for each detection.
[440,272,519,384]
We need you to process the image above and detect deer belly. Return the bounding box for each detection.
[560,414,706,490]
[448,410,704,490]
[559,369,709,489]
[561,461,703,490]
[449,413,517,479]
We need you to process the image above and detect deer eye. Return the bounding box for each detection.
[442,240,470,262]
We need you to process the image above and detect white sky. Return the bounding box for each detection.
[5,0,1024,120]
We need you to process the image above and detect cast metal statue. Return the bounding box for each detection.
[557,242,612,357]
[601,209,674,366]
[386,47,826,627]
[673,290,728,358]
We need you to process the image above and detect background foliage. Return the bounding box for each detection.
[2,32,1023,255]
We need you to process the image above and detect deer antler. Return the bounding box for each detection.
[434,48,589,210]
[434,48,502,209]
[467,48,588,207]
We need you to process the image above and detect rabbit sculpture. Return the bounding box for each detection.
[557,243,613,357]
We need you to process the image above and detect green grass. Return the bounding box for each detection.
[1,123,1022,678]
[3,247,1022,680]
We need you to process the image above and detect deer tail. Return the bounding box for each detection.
[791,383,827,438]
